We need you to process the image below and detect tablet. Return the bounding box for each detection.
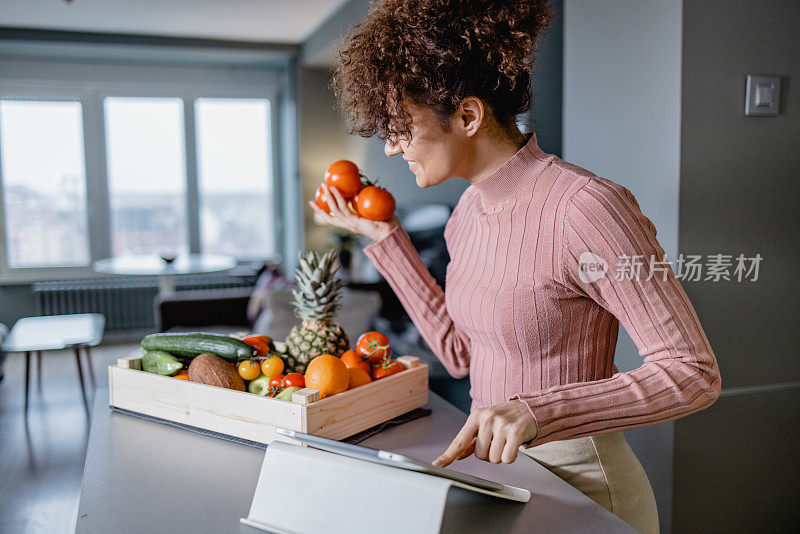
[275,427,509,492]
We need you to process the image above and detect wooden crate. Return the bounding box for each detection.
[108,355,429,445]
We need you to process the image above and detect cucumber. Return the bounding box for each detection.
[142,350,183,376]
[141,332,255,362]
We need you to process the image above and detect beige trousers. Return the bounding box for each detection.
[520,431,659,534]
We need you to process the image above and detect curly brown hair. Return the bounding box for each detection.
[333,0,553,141]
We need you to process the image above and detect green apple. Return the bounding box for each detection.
[247,374,271,396]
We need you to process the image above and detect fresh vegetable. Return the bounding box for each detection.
[354,185,395,221]
[237,360,261,381]
[141,350,183,376]
[284,373,305,388]
[242,335,272,357]
[340,349,371,374]
[356,331,391,364]
[275,386,302,401]
[285,250,350,374]
[372,358,404,380]
[247,374,271,396]
[187,353,245,391]
[269,374,285,388]
[261,356,285,378]
[141,333,255,362]
[324,160,362,198]
[315,185,331,214]
[172,369,189,380]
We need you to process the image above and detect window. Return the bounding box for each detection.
[0,99,89,268]
[104,97,188,256]
[0,56,289,282]
[195,98,274,258]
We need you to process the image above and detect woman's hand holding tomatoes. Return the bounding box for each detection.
[432,400,538,467]
[310,182,399,243]
[310,160,399,242]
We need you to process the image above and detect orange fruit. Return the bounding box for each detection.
[237,360,261,381]
[304,354,350,399]
[261,356,285,378]
[173,369,189,380]
[340,350,371,374]
[347,366,372,389]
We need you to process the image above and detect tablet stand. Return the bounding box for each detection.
[241,441,529,534]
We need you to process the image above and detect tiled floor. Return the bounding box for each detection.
[0,342,138,534]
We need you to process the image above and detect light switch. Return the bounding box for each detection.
[745,74,781,116]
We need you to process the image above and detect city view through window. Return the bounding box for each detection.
[0,96,275,270]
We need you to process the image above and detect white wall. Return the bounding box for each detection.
[563,1,683,532]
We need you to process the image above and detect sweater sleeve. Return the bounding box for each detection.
[363,224,471,378]
[511,178,721,447]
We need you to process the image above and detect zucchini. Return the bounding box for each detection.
[141,332,255,362]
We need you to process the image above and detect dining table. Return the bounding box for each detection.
[92,253,237,297]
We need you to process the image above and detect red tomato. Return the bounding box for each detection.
[356,331,391,364]
[315,184,331,213]
[242,335,272,357]
[325,160,362,198]
[372,359,403,380]
[354,186,395,221]
[269,374,285,388]
[284,373,305,388]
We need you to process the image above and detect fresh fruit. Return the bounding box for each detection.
[269,374,285,388]
[356,331,391,364]
[242,335,272,357]
[275,386,302,401]
[324,160,362,198]
[141,350,183,376]
[188,353,245,391]
[284,373,305,388]
[347,366,372,389]
[372,358,404,380]
[237,360,261,381]
[315,184,332,213]
[354,185,395,221]
[285,250,350,374]
[340,349,371,374]
[304,354,350,399]
[173,369,189,380]
[261,356,285,378]
[248,374,272,395]
[141,333,255,362]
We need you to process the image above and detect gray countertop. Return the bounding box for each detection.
[76,391,634,533]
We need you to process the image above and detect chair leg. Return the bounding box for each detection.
[73,347,89,414]
[84,347,96,389]
[24,351,31,412]
[36,351,42,390]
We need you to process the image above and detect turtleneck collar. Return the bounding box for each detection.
[470,132,552,208]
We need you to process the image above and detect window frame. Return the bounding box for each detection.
[0,70,285,283]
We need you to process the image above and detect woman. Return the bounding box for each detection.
[310,1,721,532]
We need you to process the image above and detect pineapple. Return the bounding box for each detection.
[285,250,350,374]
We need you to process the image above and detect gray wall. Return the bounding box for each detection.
[675,1,800,531]
[562,1,683,532]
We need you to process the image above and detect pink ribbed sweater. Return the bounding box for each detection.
[363,133,721,447]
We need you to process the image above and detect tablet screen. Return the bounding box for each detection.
[275,427,508,492]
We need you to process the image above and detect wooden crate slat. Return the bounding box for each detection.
[109,366,304,444]
[304,365,429,441]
